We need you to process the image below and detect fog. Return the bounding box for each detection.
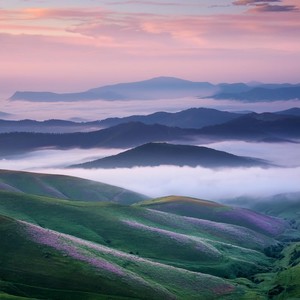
[1,96,300,121]
[0,141,299,201]
[207,141,300,167]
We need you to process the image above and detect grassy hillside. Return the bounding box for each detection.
[136,196,287,237]
[0,169,147,204]
[252,242,300,299]
[0,190,279,279]
[0,214,251,300]
[1,189,300,299]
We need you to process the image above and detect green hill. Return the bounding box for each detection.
[1,214,247,300]
[0,190,278,278]
[1,189,300,299]
[136,196,287,237]
[0,169,147,204]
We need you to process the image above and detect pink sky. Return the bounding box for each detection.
[0,0,300,95]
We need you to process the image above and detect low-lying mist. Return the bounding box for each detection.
[1,96,300,121]
[0,141,299,201]
[35,165,300,201]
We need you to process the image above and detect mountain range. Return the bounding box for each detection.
[9,76,300,102]
[72,142,268,169]
[0,111,299,156]
[1,107,299,135]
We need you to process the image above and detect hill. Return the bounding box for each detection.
[0,190,281,277]
[0,169,146,204]
[98,107,241,129]
[1,112,299,156]
[72,142,268,169]
[136,196,287,237]
[0,122,193,156]
[0,214,243,300]
[275,107,300,117]
[0,188,299,299]
[198,112,300,140]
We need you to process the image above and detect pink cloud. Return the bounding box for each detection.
[0,4,299,93]
[233,0,280,5]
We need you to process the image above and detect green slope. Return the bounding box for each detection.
[0,169,147,204]
[0,214,247,300]
[0,190,276,279]
[136,196,288,237]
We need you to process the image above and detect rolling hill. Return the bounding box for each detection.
[0,175,299,299]
[136,196,287,237]
[0,122,193,156]
[97,107,242,129]
[0,190,279,279]
[71,142,268,169]
[0,112,299,157]
[198,112,300,140]
[0,169,147,204]
[1,214,244,300]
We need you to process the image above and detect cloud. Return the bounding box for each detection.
[0,3,300,89]
[250,4,298,12]
[1,142,300,201]
[23,165,300,201]
[232,0,299,13]
[233,0,280,5]
[108,1,183,6]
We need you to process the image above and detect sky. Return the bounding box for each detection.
[0,0,300,95]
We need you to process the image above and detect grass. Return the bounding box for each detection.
[0,214,248,300]
[0,190,275,279]
[1,185,299,299]
[0,169,147,204]
[136,195,288,237]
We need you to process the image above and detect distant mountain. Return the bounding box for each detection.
[0,169,147,204]
[0,118,103,133]
[10,77,217,101]
[211,86,300,102]
[0,122,194,156]
[71,142,268,169]
[275,107,300,116]
[198,112,300,140]
[11,76,300,102]
[98,107,242,129]
[0,112,299,156]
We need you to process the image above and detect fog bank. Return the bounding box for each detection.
[0,142,299,201]
[30,166,300,201]
[1,96,300,121]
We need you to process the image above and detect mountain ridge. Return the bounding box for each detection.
[71,142,269,169]
[10,76,300,102]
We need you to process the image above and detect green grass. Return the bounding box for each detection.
[0,190,275,279]
[136,195,288,237]
[0,214,249,300]
[0,169,147,204]
[1,186,299,299]
[251,242,300,299]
